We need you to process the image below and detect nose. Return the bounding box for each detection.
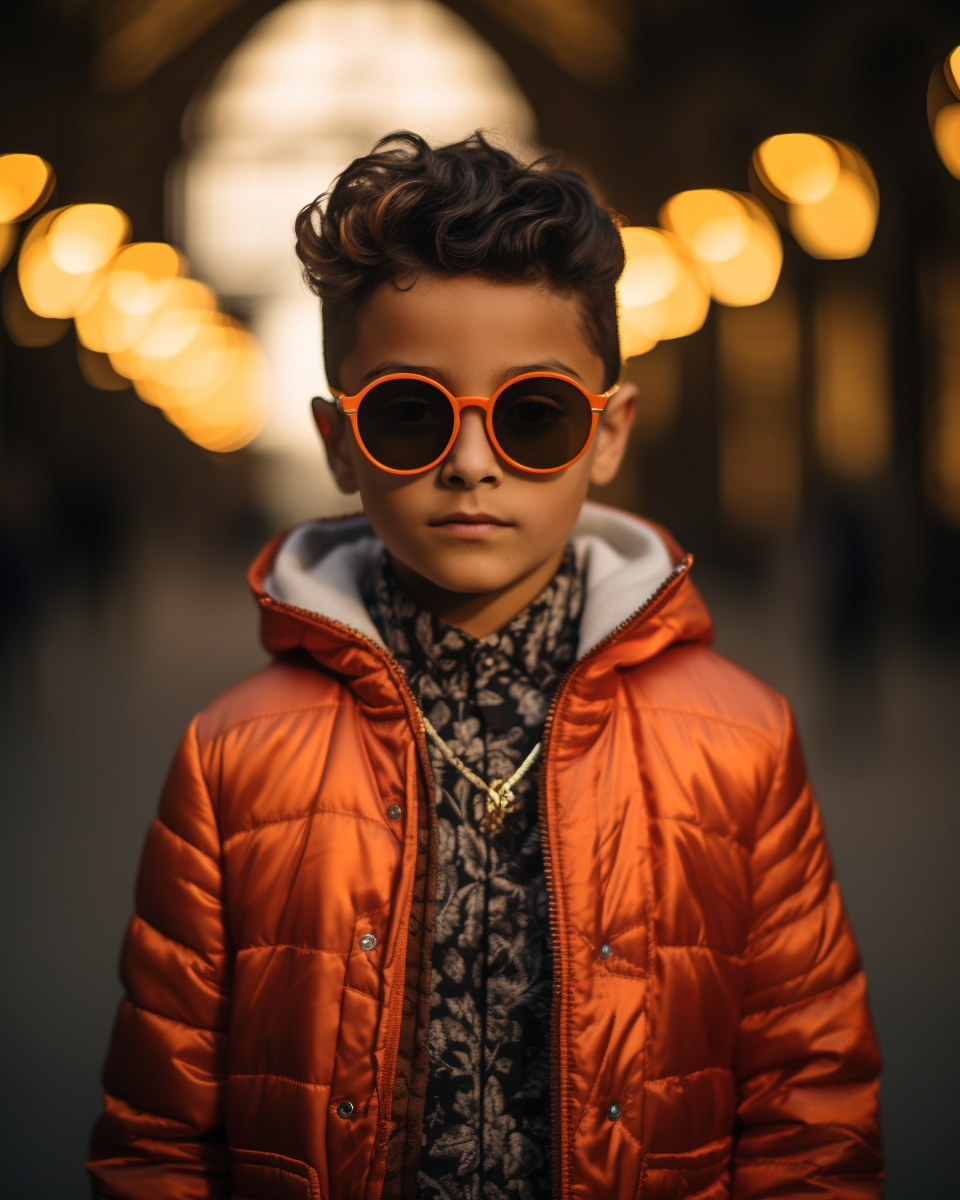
[439,405,502,490]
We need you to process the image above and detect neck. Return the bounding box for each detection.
[389,546,566,637]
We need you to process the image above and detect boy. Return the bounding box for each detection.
[88,132,882,1199]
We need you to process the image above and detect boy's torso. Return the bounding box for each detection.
[191,518,787,1200]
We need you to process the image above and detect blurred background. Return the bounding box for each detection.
[1,1,958,1195]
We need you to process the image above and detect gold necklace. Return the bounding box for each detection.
[420,715,542,833]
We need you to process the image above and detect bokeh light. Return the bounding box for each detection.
[18,209,104,319]
[617,226,711,357]
[619,228,680,306]
[0,154,55,223]
[618,308,659,358]
[617,228,668,354]
[754,133,840,204]
[753,134,879,260]
[124,308,221,392]
[131,315,246,402]
[659,190,750,263]
[788,143,879,260]
[933,104,960,179]
[114,284,267,453]
[927,46,960,181]
[660,190,782,307]
[707,196,783,306]
[162,342,270,452]
[107,278,216,374]
[46,204,129,274]
[18,205,132,319]
[75,243,188,354]
[949,44,960,93]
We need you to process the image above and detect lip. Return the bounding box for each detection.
[429,511,514,538]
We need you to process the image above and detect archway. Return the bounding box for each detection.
[172,0,535,519]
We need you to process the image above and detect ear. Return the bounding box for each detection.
[312,396,360,494]
[589,382,638,488]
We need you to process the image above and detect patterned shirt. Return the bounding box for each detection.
[364,547,585,1200]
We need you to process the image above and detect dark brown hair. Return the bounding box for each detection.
[294,131,624,391]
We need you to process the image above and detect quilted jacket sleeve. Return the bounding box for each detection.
[87,718,232,1199]
[732,699,883,1198]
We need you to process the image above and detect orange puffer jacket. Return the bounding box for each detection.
[88,505,882,1200]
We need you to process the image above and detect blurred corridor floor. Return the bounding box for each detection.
[0,534,956,1197]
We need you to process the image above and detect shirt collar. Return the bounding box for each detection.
[364,545,585,685]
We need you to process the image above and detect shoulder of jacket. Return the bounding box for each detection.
[195,655,348,745]
[620,642,787,747]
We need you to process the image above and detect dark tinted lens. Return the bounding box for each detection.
[492,376,594,469]
[356,378,454,470]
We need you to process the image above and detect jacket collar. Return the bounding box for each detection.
[247,503,713,699]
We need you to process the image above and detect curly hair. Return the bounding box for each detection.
[294,131,624,391]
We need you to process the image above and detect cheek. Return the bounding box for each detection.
[354,469,434,541]
[518,460,593,520]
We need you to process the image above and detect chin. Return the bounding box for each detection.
[419,549,525,595]
[429,565,517,595]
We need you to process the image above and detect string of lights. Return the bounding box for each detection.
[0,153,269,453]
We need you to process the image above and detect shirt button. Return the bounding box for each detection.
[387,804,402,821]
[358,933,377,952]
[607,1102,622,1121]
[599,943,612,960]
[336,1100,354,1119]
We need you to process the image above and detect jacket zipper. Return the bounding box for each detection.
[535,556,691,1198]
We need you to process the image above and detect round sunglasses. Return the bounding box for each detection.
[329,371,615,475]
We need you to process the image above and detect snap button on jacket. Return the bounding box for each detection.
[88,517,882,1200]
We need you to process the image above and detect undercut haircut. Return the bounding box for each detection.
[294,131,624,392]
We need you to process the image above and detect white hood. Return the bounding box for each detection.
[265,502,674,659]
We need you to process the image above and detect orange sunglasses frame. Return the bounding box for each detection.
[332,371,616,476]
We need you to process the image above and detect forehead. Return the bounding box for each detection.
[340,273,605,391]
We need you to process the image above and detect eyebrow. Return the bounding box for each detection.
[358,361,439,385]
[356,358,585,389]
[496,360,584,385]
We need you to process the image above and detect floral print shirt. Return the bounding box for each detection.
[364,547,585,1200]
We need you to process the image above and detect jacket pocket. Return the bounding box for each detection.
[231,1148,323,1200]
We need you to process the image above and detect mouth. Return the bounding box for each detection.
[429,512,514,538]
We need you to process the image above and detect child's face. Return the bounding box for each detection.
[316,273,637,607]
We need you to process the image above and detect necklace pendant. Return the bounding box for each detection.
[419,716,541,838]
[481,781,514,833]
[481,802,505,833]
